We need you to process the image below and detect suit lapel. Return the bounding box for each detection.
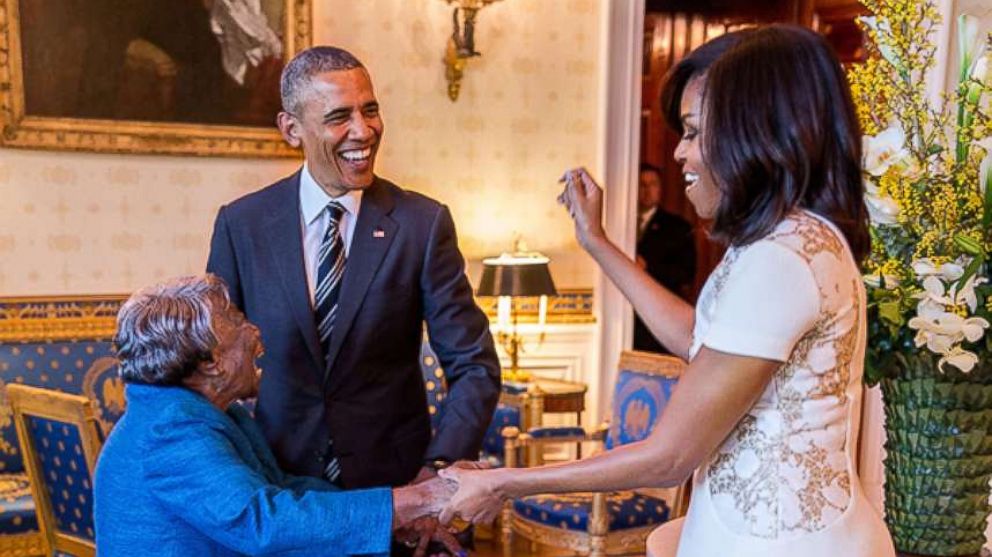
[262,173,324,375]
[323,179,398,386]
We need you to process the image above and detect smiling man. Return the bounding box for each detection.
[206,46,500,555]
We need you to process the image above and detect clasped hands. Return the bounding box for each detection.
[394,462,506,557]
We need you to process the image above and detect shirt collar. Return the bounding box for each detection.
[640,206,657,224]
[299,163,363,226]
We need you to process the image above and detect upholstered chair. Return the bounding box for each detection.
[7,384,102,557]
[499,351,690,557]
[0,295,126,557]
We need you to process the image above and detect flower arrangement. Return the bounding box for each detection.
[852,0,992,383]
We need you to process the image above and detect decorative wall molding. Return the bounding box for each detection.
[477,288,594,324]
[0,296,125,343]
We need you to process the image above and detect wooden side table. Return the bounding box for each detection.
[501,376,588,464]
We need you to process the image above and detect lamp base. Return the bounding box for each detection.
[501,368,531,383]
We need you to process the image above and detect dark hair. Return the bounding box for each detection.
[280,46,365,113]
[703,25,869,263]
[660,30,753,135]
[639,162,663,177]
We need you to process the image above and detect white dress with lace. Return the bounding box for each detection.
[675,211,894,557]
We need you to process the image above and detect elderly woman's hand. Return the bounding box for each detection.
[437,466,506,526]
[392,476,458,532]
[557,167,607,251]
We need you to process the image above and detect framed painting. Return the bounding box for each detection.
[0,0,311,158]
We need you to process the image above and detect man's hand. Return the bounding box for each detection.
[394,516,466,557]
[411,465,437,485]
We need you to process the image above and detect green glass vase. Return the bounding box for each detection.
[880,351,992,556]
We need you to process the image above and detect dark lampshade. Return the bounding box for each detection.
[476,254,557,297]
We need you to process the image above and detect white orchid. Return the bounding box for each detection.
[907,273,991,372]
[916,273,985,311]
[864,126,916,177]
[911,257,966,282]
[865,180,901,225]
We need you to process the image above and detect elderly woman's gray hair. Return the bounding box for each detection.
[114,274,231,386]
[280,45,365,115]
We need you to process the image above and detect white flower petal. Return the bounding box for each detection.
[864,126,909,176]
[912,258,939,277]
[939,263,965,281]
[939,349,979,373]
[922,276,947,298]
[865,192,901,225]
[961,317,990,342]
[927,333,955,354]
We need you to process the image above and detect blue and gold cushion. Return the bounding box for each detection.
[25,416,96,542]
[604,369,676,451]
[513,492,670,532]
[0,341,117,474]
[0,473,37,534]
[420,340,447,434]
[480,403,521,466]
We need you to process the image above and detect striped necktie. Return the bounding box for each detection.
[314,200,347,360]
[314,200,346,483]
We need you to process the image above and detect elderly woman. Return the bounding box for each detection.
[94,275,454,556]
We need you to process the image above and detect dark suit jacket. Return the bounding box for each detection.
[633,208,696,354]
[207,172,500,488]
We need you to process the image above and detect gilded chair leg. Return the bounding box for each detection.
[589,492,608,557]
[501,502,513,557]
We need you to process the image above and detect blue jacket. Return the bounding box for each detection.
[94,384,392,556]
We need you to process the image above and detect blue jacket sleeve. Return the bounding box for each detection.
[143,414,392,556]
[420,205,501,463]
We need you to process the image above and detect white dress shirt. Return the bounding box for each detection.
[299,164,363,305]
[638,206,657,236]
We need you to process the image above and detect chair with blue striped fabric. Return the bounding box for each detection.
[7,384,101,557]
[500,351,689,557]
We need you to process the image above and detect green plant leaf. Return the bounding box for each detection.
[879,300,905,326]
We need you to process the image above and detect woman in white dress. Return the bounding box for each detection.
[440,25,896,557]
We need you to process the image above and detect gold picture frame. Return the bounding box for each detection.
[0,0,311,158]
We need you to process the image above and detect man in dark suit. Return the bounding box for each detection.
[206,46,500,551]
[633,163,696,354]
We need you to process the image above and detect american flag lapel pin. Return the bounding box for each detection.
[373,227,386,238]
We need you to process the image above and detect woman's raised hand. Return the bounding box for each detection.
[557,167,607,250]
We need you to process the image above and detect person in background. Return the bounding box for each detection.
[94,275,458,557]
[634,162,696,354]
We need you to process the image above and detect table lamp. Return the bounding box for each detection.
[476,251,557,382]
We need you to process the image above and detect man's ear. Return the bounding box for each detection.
[277,111,302,148]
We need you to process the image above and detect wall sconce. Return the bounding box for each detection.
[442,0,503,101]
